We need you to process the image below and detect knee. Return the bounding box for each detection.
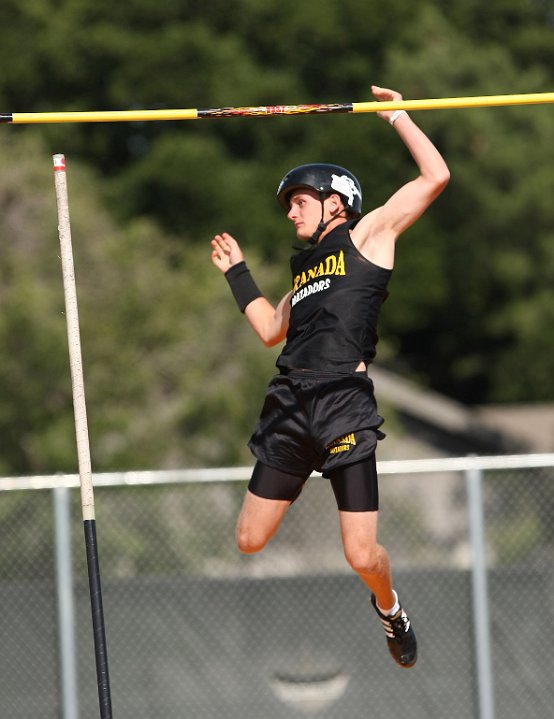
[344,543,386,577]
[236,526,268,555]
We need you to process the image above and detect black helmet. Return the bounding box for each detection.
[276,163,362,217]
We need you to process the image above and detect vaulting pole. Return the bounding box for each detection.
[53,154,113,719]
[2,92,553,124]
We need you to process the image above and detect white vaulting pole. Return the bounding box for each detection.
[53,155,95,521]
[53,154,113,719]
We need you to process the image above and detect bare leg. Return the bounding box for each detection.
[235,490,291,554]
[338,510,396,611]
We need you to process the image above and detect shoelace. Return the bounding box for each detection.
[379,610,411,640]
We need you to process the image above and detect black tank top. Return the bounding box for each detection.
[276,221,392,373]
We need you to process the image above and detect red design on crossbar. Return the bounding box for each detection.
[198,103,352,118]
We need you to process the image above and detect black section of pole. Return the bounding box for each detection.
[196,102,353,119]
[84,519,113,719]
[0,113,13,123]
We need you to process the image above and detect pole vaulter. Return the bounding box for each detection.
[1,91,553,124]
[22,86,550,719]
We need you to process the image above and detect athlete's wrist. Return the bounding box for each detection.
[225,261,263,312]
[389,110,408,127]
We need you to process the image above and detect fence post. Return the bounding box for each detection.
[53,486,80,719]
[466,466,495,719]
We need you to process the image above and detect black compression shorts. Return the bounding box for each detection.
[248,457,379,512]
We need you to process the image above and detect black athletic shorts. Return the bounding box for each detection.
[248,369,385,479]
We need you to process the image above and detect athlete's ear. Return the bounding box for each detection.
[327,193,345,216]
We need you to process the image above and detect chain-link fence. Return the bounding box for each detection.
[1,455,554,719]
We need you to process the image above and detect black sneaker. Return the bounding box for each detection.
[371,593,417,668]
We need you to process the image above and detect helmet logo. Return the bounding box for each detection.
[330,174,361,207]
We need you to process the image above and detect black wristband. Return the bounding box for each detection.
[225,261,263,312]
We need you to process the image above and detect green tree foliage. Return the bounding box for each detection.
[0,1,553,476]
[0,132,282,474]
[374,6,554,401]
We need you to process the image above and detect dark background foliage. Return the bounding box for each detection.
[0,0,552,473]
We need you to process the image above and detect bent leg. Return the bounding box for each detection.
[236,461,308,554]
[235,490,290,554]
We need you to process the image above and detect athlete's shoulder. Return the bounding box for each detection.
[350,207,396,269]
[350,207,382,240]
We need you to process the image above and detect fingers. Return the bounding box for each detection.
[211,232,233,261]
[210,234,225,267]
[371,85,403,102]
[213,232,235,252]
[210,232,244,272]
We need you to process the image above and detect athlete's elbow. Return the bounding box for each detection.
[255,328,285,348]
[433,166,450,193]
[424,169,450,202]
[260,334,281,348]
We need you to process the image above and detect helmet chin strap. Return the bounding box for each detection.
[309,194,345,244]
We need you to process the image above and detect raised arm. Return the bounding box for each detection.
[352,85,450,268]
[211,232,291,347]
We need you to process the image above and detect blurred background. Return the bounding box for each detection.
[0,0,553,717]
[1,0,553,475]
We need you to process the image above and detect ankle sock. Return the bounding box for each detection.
[378,589,400,617]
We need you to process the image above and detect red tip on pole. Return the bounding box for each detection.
[53,154,66,172]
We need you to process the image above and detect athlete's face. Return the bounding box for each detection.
[287,189,322,241]
[287,189,344,242]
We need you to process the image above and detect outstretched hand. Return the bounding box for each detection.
[211,232,245,273]
[371,85,404,123]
